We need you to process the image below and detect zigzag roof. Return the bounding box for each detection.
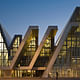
[28,26,57,70]
[42,7,80,78]
[10,26,39,69]
[10,26,57,70]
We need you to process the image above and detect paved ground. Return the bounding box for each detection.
[0,77,80,80]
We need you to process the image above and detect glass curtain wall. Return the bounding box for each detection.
[16,30,38,67]
[0,31,8,67]
[53,26,80,78]
[34,30,54,77]
[8,35,22,65]
[11,29,38,78]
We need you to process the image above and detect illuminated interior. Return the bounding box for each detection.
[10,29,38,78]
[32,30,55,77]
[0,32,8,66]
[10,35,22,57]
[0,7,80,78]
[16,29,38,67]
[52,26,80,77]
[10,28,56,78]
[11,70,36,77]
[34,30,54,67]
[9,35,22,65]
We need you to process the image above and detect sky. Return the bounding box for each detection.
[0,0,80,44]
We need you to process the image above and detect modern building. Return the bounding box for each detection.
[0,7,80,79]
[43,7,80,78]
[0,24,57,78]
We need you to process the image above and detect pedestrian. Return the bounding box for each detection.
[56,72,58,80]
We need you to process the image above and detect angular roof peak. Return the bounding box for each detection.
[48,26,58,30]
[42,7,80,78]
[29,26,39,30]
[0,24,11,47]
[70,7,80,22]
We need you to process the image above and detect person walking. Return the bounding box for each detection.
[56,72,58,80]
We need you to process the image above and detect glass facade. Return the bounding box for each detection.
[11,29,39,78]
[0,7,80,79]
[52,26,80,77]
[33,30,55,77]
[34,30,54,67]
[12,70,36,77]
[70,7,80,22]
[10,28,55,78]
[8,35,22,65]
[16,29,38,67]
[0,32,8,67]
